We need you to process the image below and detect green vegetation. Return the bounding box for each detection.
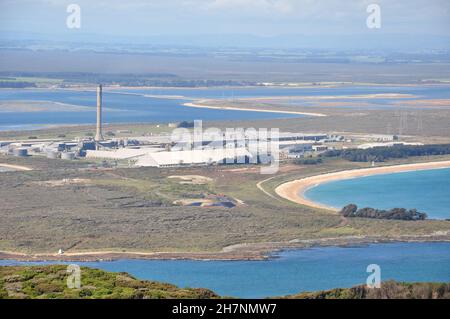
[1,266,448,299]
[0,265,218,299]
[323,144,450,162]
[177,121,195,128]
[340,204,428,221]
[0,81,36,88]
[282,281,450,299]
[293,158,323,165]
[0,76,63,87]
[0,72,257,87]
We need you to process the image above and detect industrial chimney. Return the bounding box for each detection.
[95,84,104,146]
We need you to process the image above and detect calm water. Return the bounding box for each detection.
[0,88,300,130]
[305,168,450,219]
[1,242,449,298]
[116,85,450,99]
[1,85,450,130]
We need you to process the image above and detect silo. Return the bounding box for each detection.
[61,152,75,160]
[13,148,28,157]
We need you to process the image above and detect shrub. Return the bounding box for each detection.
[294,158,323,165]
[340,204,427,220]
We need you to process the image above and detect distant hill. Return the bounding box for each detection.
[0,265,448,299]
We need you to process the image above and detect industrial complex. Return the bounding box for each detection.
[0,86,417,168]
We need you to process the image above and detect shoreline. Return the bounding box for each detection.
[1,236,449,263]
[183,101,327,117]
[0,163,32,171]
[275,160,450,211]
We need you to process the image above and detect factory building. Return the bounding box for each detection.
[357,142,423,150]
[135,148,253,168]
[85,147,164,160]
[278,132,328,142]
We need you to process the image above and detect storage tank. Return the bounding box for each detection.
[46,150,59,159]
[13,148,28,157]
[61,152,75,160]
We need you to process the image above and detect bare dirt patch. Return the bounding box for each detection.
[168,175,213,185]
[34,178,92,187]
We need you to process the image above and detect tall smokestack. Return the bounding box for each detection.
[95,84,103,145]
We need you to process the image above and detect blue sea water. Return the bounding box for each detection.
[116,85,450,99]
[305,168,450,219]
[1,85,450,130]
[0,89,299,130]
[1,242,449,298]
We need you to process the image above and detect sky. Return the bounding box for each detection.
[0,0,450,48]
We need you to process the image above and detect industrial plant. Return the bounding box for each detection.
[0,86,408,168]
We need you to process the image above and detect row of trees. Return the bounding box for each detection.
[294,158,323,165]
[0,81,36,88]
[0,72,258,87]
[340,204,427,220]
[323,144,450,162]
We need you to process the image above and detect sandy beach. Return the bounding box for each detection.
[239,93,417,101]
[183,101,327,117]
[0,163,32,171]
[275,160,450,212]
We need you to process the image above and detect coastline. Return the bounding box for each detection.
[1,235,449,262]
[275,160,450,211]
[0,163,32,171]
[183,101,327,117]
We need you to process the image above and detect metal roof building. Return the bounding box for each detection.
[86,147,164,160]
[135,148,253,167]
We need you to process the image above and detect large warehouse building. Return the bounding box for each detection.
[135,148,253,167]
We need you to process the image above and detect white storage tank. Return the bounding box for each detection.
[46,150,59,159]
[61,152,75,160]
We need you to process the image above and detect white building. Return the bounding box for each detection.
[357,142,423,150]
[86,147,164,160]
[135,148,253,167]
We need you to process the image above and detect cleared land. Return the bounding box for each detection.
[0,154,449,260]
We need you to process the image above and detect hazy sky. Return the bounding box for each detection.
[1,0,449,37]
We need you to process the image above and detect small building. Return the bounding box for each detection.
[13,148,28,157]
[312,145,329,152]
[358,142,423,150]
